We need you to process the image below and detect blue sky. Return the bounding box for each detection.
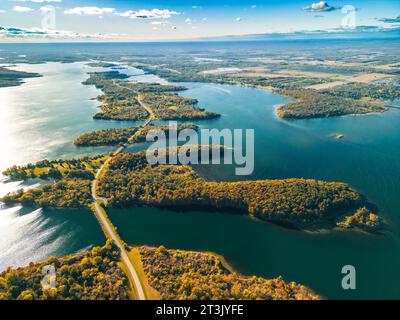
[0,0,399,41]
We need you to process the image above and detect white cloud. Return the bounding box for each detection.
[236,17,242,22]
[116,9,180,19]
[39,6,54,13]
[185,18,192,24]
[304,1,337,12]
[0,25,126,40]
[13,6,34,12]
[64,7,115,16]
[0,11,6,13]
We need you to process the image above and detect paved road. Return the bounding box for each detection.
[92,158,146,300]
[90,82,155,301]
[137,94,155,126]
[111,80,155,128]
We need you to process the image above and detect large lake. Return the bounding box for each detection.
[0,61,399,299]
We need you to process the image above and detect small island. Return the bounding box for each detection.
[74,124,198,147]
[86,62,119,68]
[337,207,383,232]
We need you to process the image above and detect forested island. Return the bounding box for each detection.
[86,62,119,68]
[82,71,219,121]
[0,67,40,87]
[75,127,136,147]
[336,207,383,232]
[74,124,198,147]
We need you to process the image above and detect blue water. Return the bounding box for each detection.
[0,61,171,271]
[112,81,400,299]
[0,43,399,299]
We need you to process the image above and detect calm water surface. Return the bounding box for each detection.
[1,62,399,299]
[0,62,113,270]
[0,62,165,271]
[114,82,400,299]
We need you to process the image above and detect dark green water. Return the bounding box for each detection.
[111,82,400,299]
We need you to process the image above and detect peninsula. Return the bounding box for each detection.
[1,150,372,230]
[0,66,41,88]
[82,71,220,121]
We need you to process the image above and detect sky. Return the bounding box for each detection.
[0,0,399,41]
